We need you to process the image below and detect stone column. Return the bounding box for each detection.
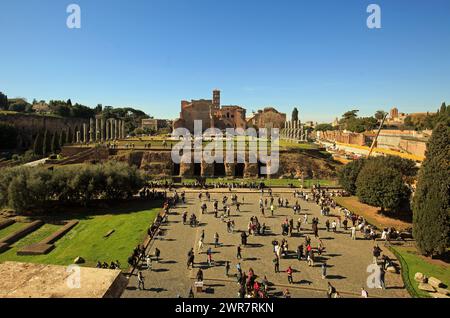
[115,119,119,140]
[106,120,110,141]
[83,123,87,143]
[101,118,105,141]
[122,120,126,139]
[110,119,116,140]
[89,118,94,143]
[95,118,99,142]
[76,130,80,143]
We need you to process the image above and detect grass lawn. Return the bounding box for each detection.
[279,140,320,150]
[0,222,26,239]
[334,196,412,230]
[0,200,161,269]
[391,246,450,298]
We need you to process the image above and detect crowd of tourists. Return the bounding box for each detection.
[131,183,396,297]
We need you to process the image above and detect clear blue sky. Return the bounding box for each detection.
[1,0,449,122]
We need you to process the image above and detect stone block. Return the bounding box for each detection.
[428,277,444,289]
[414,272,426,283]
[418,283,436,293]
[431,292,450,299]
[436,287,450,295]
[17,243,54,256]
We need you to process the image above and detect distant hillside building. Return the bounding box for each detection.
[246,107,286,130]
[173,90,247,133]
[387,107,435,125]
[142,118,172,132]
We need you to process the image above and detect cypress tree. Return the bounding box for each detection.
[51,132,60,154]
[33,132,43,156]
[59,130,66,148]
[67,127,72,144]
[413,123,450,257]
[42,130,51,155]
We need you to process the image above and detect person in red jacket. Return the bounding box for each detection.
[286,266,294,284]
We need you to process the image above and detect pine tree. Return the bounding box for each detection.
[42,130,50,155]
[51,132,60,154]
[413,123,450,257]
[59,130,66,148]
[33,132,43,155]
[67,127,72,144]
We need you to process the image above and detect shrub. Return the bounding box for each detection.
[356,160,410,213]
[0,161,145,214]
[338,158,366,194]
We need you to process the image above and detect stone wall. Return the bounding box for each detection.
[319,130,366,146]
[0,113,88,149]
[248,107,287,130]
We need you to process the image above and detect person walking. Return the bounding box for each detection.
[321,262,327,279]
[214,232,220,248]
[225,261,230,277]
[206,247,213,265]
[154,247,161,262]
[237,245,242,259]
[373,245,382,264]
[286,266,294,284]
[351,226,357,240]
[307,249,314,267]
[273,257,280,273]
[379,266,386,290]
[198,238,204,253]
[196,268,204,282]
[327,282,336,298]
[361,287,369,298]
[146,254,152,271]
[137,271,145,290]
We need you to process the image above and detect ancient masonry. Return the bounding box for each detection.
[75,117,126,144]
[280,120,308,142]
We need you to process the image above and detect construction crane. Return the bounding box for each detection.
[367,112,388,158]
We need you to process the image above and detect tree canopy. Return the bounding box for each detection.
[413,123,450,256]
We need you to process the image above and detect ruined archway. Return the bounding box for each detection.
[193,163,201,177]
[213,163,226,177]
[172,163,180,176]
[235,163,245,177]
[258,161,267,178]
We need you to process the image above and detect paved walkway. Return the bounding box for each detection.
[122,190,409,298]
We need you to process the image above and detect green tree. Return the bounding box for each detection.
[375,110,387,121]
[338,158,366,194]
[315,123,333,132]
[51,131,60,154]
[0,92,8,110]
[67,127,73,144]
[33,132,44,156]
[356,160,410,213]
[413,123,450,257]
[42,130,51,155]
[0,122,18,149]
[292,107,299,122]
[59,130,65,148]
[342,110,359,120]
[439,102,446,114]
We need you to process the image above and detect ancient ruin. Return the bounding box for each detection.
[173,89,247,132]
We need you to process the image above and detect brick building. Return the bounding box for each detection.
[173,90,247,133]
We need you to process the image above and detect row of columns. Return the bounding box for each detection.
[75,118,126,144]
[281,120,307,141]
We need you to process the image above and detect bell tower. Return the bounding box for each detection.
[212,89,220,109]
